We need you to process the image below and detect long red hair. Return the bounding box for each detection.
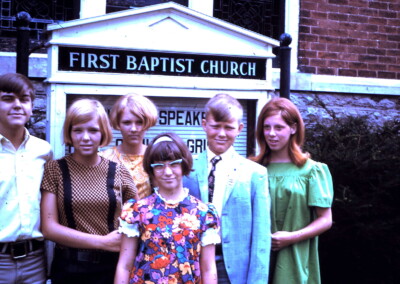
[250,98,309,167]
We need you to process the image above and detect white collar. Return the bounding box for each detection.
[154,187,189,204]
[206,146,235,163]
[0,128,30,149]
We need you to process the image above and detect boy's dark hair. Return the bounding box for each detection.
[0,73,35,101]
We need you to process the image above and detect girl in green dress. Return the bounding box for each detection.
[251,98,333,284]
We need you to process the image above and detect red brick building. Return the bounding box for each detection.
[299,0,400,79]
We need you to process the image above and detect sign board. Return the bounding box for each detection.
[59,46,267,80]
[46,3,278,159]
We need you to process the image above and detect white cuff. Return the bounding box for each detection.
[201,228,221,246]
[118,218,140,238]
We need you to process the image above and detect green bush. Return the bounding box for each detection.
[304,115,400,283]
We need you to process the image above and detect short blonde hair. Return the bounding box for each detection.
[63,99,112,147]
[205,93,243,123]
[110,93,158,130]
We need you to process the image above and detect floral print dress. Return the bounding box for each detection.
[119,188,220,284]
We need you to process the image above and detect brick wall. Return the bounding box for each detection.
[299,0,400,79]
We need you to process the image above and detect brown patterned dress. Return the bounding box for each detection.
[41,155,137,236]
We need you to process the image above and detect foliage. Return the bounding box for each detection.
[304,114,400,284]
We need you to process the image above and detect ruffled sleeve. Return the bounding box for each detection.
[201,203,221,246]
[118,198,140,238]
[308,162,334,207]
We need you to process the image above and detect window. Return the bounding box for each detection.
[106,0,188,13]
[213,0,284,67]
[0,0,77,41]
[213,0,283,39]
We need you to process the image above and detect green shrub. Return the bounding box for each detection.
[304,115,400,283]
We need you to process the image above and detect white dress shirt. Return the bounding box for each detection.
[0,129,52,242]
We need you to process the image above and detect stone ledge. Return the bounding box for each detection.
[0,52,47,78]
[272,69,400,96]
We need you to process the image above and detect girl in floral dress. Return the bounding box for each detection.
[114,133,220,284]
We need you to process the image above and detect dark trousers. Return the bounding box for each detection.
[51,248,119,284]
[216,256,231,284]
[268,251,278,284]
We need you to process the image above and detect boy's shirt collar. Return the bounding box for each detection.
[206,146,235,162]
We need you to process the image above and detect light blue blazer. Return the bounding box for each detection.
[184,150,271,284]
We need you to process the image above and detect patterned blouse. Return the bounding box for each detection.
[119,188,220,284]
[41,155,137,236]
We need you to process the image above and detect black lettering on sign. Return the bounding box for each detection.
[176,111,184,125]
[159,110,168,125]
[158,110,205,126]
[168,111,176,125]
[187,139,207,154]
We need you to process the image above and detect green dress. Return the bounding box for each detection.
[268,159,333,284]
